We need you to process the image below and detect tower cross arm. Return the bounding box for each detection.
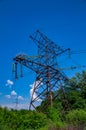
[56,48,70,56]
[13,54,46,73]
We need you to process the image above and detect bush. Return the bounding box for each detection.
[46,107,61,123]
[66,109,86,126]
[0,107,48,130]
[28,111,48,129]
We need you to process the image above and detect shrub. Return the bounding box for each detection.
[66,109,86,126]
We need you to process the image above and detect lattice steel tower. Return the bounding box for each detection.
[13,30,70,110]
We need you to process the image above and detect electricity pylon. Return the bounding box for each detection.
[13,30,70,110]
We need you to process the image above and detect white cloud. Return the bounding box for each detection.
[30,79,43,101]
[1,103,28,110]
[11,90,17,96]
[5,95,11,99]
[6,79,14,88]
[18,96,24,100]
[30,86,37,99]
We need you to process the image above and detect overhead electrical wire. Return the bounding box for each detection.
[70,50,86,55]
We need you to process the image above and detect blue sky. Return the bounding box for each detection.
[0,0,86,109]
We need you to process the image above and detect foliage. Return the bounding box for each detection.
[46,107,61,122]
[0,107,47,130]
[67,90,86,109]
[66,109,86,126]
[66,71,86,110]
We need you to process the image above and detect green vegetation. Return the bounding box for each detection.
[66,109,86,126]
[0,108,48,130]
[0,71,86,130]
